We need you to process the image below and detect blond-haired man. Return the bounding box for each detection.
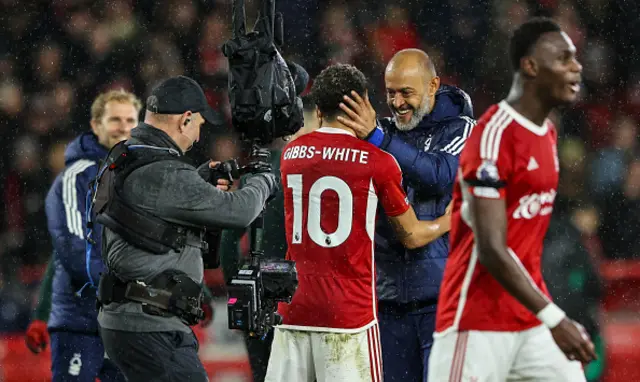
[25,89,140,382]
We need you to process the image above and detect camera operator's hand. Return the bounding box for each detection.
[215,178,231,191]
[197,160,213,181]
[198,160,232,191]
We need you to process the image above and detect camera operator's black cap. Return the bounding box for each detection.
[146,75,221,125]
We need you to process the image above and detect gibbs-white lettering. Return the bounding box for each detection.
[284,145,369,164]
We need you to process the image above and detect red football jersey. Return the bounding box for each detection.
[278,127,410,332]
[436,101,559,333]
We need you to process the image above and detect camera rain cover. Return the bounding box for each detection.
[222,0,303,145]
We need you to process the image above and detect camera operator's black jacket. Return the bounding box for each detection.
[97,123,277,333]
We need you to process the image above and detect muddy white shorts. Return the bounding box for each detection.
[265,323,383,382]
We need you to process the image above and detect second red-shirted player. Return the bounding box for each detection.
[429,17,596,382]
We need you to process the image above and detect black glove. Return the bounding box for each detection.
[200,160,243,186]
[197,161,213,182]
[244,158,273,174]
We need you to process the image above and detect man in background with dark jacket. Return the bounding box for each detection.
[37,89,142,382]
[338,48,475,381]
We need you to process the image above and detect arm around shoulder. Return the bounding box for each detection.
[387,206,451,249]
[373,148,452,248]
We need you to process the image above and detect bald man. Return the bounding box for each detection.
[338,49,476,382]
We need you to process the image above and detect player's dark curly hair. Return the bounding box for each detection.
[310,64,368,120]
[509,17,562,71]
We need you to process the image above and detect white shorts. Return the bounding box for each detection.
[427,325,585,382]
[265,324,383,382]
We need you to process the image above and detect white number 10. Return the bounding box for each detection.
[287,174,353,248]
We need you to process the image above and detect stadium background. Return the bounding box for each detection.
[0,0,639,380]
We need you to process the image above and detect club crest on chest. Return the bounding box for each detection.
[423,135,433,151]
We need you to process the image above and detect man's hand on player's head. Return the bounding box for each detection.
[337,90,377,139]
[550,318,597,364]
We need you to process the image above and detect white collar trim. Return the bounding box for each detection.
[499,100,549,136]
[316,126,356,137]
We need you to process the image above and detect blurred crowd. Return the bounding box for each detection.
[0,0,638,338]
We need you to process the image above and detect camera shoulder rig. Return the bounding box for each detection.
[98,270,205,326]
[89,141,203,255]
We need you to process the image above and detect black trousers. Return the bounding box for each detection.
[100,328,208,382]
[244,328,274,382]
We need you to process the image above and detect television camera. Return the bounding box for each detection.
[219,0,306,338]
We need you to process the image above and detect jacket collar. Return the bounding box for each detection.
[129,123,184,155]
[411,84,474,132]
[64,132,109,165]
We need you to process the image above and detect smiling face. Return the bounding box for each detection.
[91,100,139,149]
[529,31,583,106]
[384,58,439,131]
[90,89,142,149]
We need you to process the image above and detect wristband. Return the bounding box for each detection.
[366,126,385,147]
[536,303,566,328]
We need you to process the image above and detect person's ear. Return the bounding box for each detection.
[316,108,323,126]
[180,112,193,132]
[90,119,99,135]
[521,57,538,78]
[429,76,441,98]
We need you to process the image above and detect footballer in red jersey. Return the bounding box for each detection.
[265,64,451,382]
[428,18,596,382]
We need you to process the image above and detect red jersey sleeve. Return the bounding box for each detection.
[373,151,411,217]
[459,109,515,200]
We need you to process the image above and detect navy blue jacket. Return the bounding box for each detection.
[46,132,108,334]
[368,85,475,307]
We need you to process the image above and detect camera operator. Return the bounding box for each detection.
[96,75,278,382]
